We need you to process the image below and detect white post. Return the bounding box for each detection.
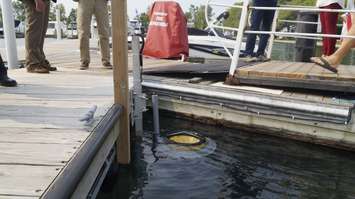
[91,17,96,39]
[266,10,279,59]
[0,0,18,69]
[56,6,62,40]
[228,0,249,75]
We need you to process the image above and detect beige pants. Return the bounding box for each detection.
[77,0,110,65]
[23,0,50,67]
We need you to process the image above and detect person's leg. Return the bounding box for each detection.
[311,17,355,69]
[0,54,17,87]
[321,3,341,55]
[23,0,49,73]
[256,8,275,57]
[94,0,111,68]
[319,10,330,55]
[244,8,263,56]
[39,0,49,61]
[39,0,56,71]
[78,0,94,69]
[326,24,355,65]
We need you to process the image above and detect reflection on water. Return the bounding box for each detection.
[98,114,355,199]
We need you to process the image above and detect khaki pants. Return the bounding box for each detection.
[77,0,110,65]
[23,0,50,67]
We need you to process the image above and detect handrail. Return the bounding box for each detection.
[209,2,355,13]
[228,0,249,75]
[205,0,233,57]
[205,0,355,76]
[279,19,319,25]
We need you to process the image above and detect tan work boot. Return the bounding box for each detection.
[43,60,57,71]
[27,65,50,73]
[103,62,113,69]
[80,62,89,70]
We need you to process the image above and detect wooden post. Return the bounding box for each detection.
[111,0,130,164]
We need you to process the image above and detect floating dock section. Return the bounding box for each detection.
[235,61,355,93]
[142,75,355,151]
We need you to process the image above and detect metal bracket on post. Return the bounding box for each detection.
[225,0,249,84]
[0,0,18,69]
[132,35,147,136]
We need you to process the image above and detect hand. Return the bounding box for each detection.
[35,0,45,12]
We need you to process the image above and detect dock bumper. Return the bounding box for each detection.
[142,81,353,124]
[42,105,122,199]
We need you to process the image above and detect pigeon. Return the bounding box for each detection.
[79,105,97,126]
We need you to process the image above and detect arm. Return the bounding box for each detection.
[34,0,45,12]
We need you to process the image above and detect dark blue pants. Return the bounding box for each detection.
[245,1,277,56]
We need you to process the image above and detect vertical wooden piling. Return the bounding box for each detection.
[111,0,130,164]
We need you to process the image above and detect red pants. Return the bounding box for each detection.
[320,3,341,56]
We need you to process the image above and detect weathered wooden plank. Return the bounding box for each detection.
[0,142,79,165]
[0,105,94,118]
[0,128,88,144]
[240,61,295,78]
[0,102,110,130]
[266,61,296,73]
[0,98,110,107]
[277,62,306,79]
[336,65,355,81]
[295,62,314,76]
[0,116,86,129]
[0,196,37,199]
[0,86,113,97]
[306,63,324,76]
[0,165,60,197]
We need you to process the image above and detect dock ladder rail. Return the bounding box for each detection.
[205,0,355,78]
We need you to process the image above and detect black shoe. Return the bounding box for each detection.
[0,63,17,87]
[0,75,17,87]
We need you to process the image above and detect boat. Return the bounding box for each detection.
[188,27,237,58]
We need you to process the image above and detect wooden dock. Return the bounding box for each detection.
[0,40,120,198]
[235,61,355,93]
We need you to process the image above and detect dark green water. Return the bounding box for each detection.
[98,114,355,199]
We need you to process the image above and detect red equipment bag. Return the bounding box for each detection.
[143,1,189,59]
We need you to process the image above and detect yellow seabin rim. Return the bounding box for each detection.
[167,131,206,146]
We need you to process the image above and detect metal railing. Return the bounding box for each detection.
[205,0,355,75]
